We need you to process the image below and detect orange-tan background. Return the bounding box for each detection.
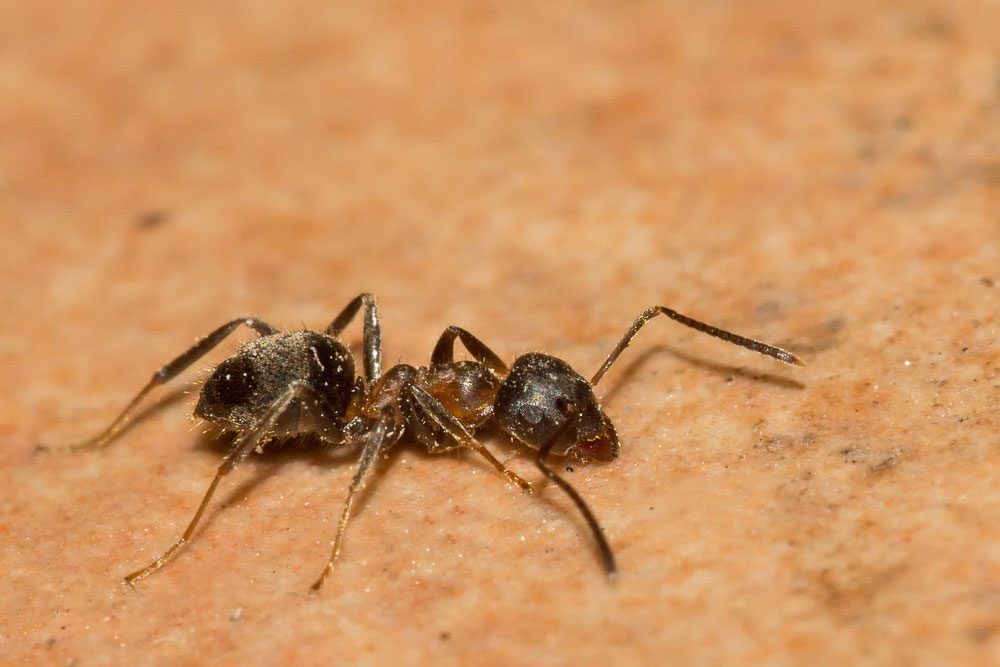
[3,0,999,664]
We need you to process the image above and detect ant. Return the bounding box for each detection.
[45,294,803,590]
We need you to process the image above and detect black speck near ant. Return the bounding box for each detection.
[44,294,803,589]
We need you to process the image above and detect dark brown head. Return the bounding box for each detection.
[493,353,619,461]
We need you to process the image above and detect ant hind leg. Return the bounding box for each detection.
[124,380,332,587]
[43,317,277,453]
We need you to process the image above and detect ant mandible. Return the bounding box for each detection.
[45,294,803,589]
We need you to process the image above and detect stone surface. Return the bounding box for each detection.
[2,0,999,663]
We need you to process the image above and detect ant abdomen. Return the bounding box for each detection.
[494,353,620,462]
[195,331,355,437]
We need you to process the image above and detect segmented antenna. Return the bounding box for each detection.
[591,306,804,386]
[535,399,617,577]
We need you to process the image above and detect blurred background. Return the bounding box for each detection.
[3,0,999,663]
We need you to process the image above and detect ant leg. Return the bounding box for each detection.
[125,381,332,587]
[324,293,382,384]
[46,317,277,453]
[401,384,533,493]
[534,400,616,576]
[430,326,508,377]
[590,306,805,386]
[311,409,398,591]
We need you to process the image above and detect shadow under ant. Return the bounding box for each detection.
[190,430,376,530]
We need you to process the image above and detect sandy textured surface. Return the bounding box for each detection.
[3,0,1000,664]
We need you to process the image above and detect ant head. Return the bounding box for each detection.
[494,353,620,462]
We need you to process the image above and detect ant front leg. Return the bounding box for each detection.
[125,381,335,588]
[401,384,533,493]
[43,317,277,453]
[325,293,382,385]
[430,326,508,377]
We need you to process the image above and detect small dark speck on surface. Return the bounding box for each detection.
[911,14,954,39]
[824,317,847,334]
[870,452,902,475]
[136,209,169,230]
[981,276,995,287]
[962,347,968,352]
[565,466,574,473]
[754,300,782,319]
[967,622,998,644]
[439,632,451,641]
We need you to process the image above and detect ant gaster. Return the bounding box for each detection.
[48,294,803,589]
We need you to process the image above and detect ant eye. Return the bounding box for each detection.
[554,397,577,416]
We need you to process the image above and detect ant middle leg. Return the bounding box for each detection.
[430,326,508,376]
[401,384,532,493]
[311,408,398,591]
[125,380,336,588]
[45,317,277,453]
[324,293,382,385]
[589,305,805,386]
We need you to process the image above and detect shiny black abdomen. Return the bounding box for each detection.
[195,331,355,436]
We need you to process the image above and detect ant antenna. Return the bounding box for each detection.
[591,305,805,386]
[535,399,617,577]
